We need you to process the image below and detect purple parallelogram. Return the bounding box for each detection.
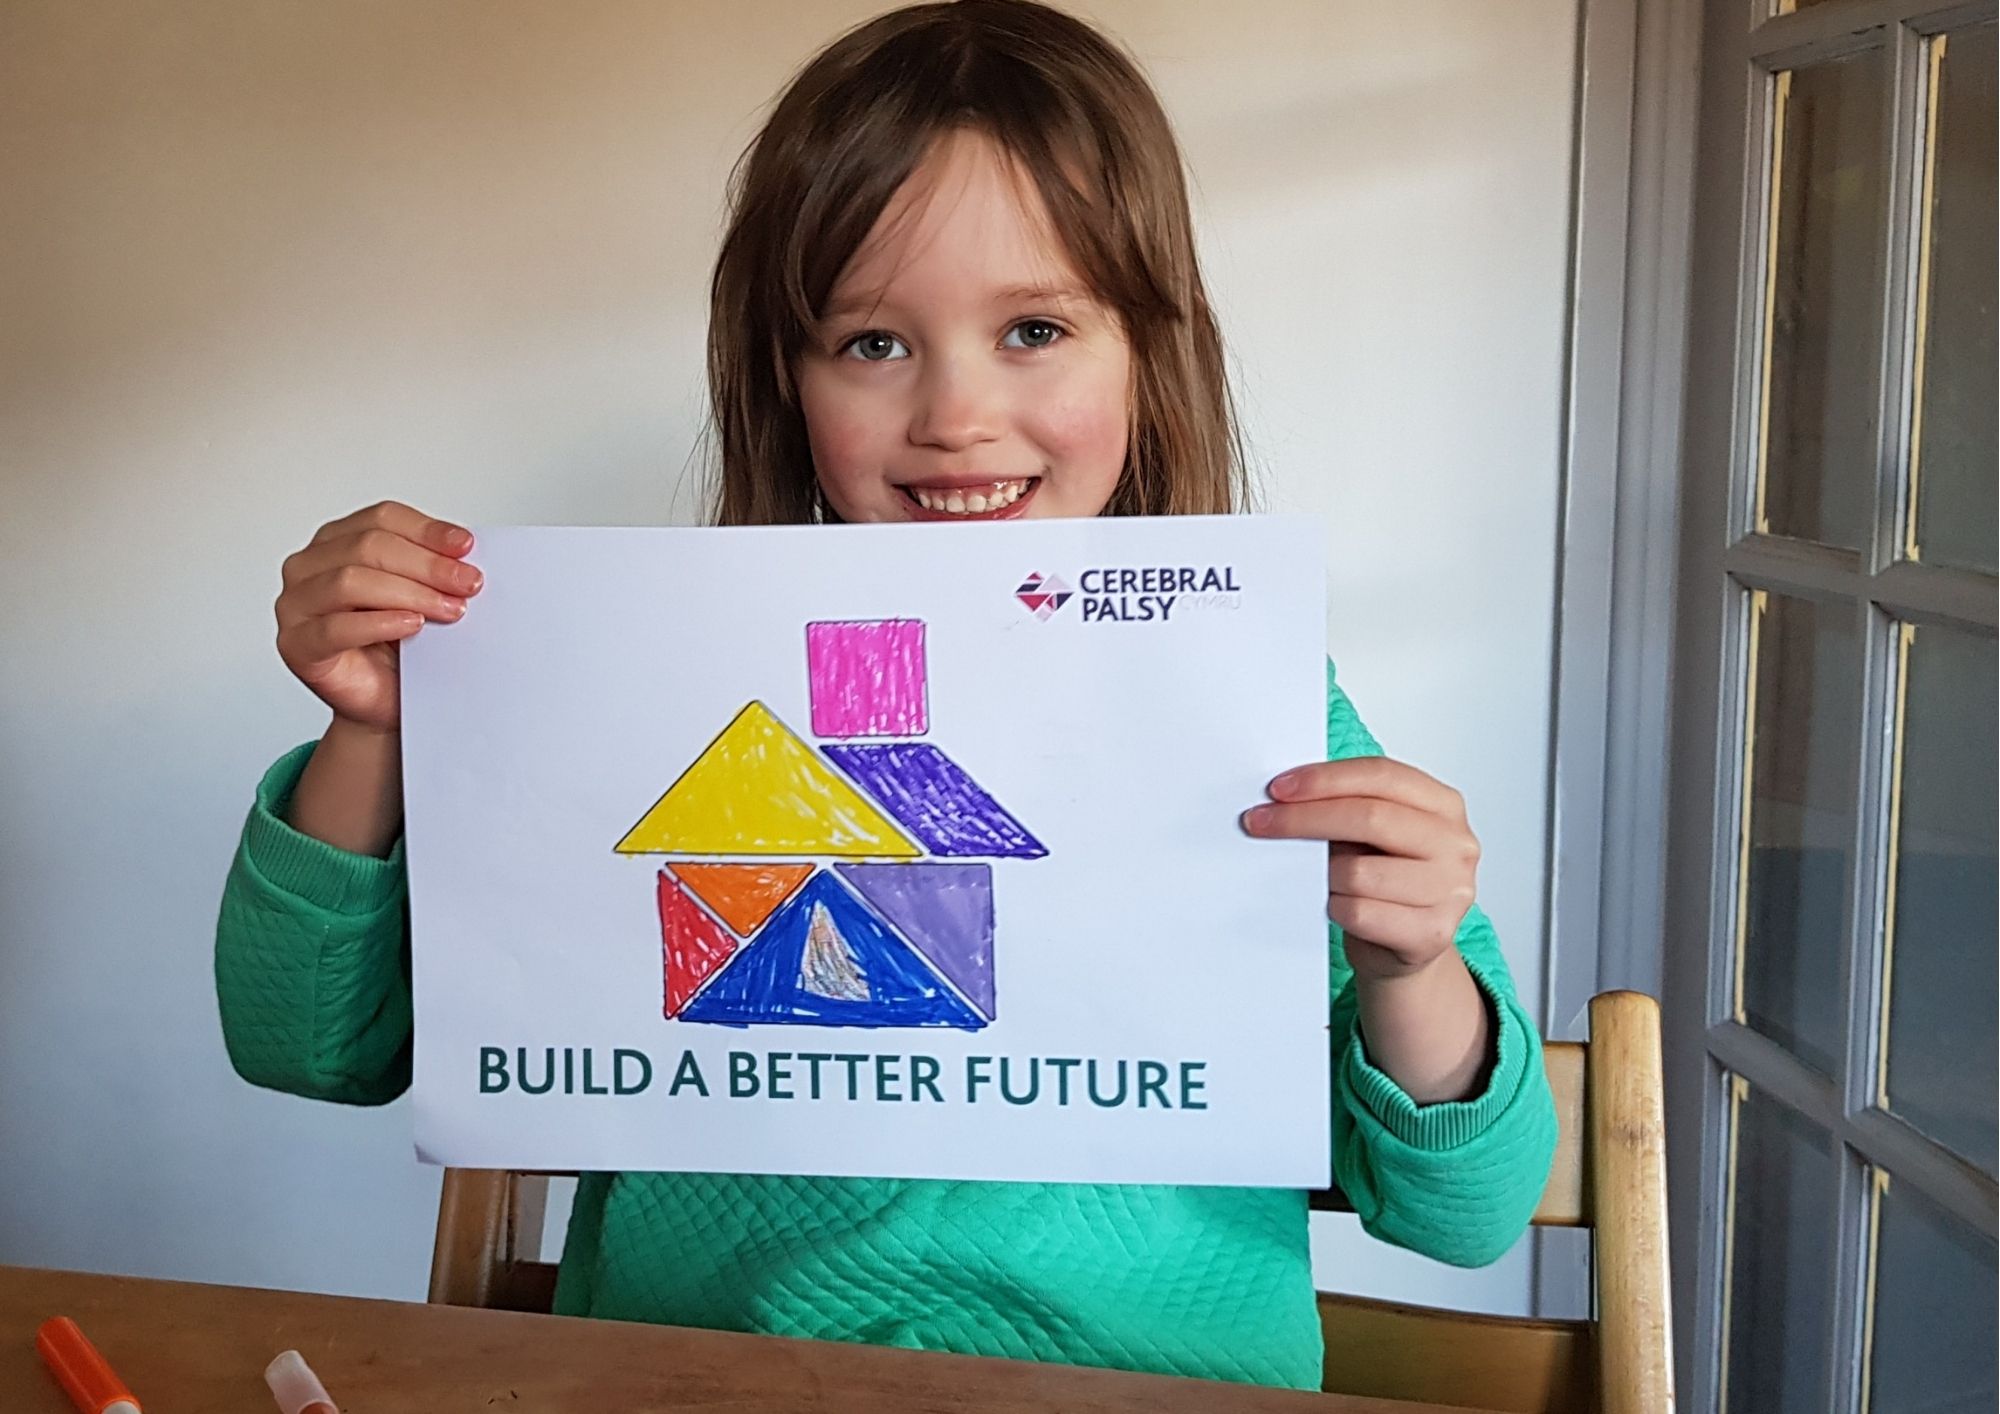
[836,863,996,1018]
[822,744,1047,858]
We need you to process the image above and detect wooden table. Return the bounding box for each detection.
[2,1265,1488,1412]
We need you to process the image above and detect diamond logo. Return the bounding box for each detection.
[1015,571,1073,620]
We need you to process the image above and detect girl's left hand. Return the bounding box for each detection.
[1243,757,1481,980]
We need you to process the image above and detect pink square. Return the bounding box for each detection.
[808,620,928,739]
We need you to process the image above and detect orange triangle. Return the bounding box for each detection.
[671,863,814,937]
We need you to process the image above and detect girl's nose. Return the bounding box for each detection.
[908,357,1002,452]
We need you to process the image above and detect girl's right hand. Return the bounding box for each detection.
[275,501,482,732]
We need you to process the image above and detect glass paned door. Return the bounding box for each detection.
[1672,4,1997,1410]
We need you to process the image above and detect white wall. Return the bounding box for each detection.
[0,0,1577,1315]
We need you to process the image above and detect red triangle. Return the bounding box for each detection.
[658,871,742,1016]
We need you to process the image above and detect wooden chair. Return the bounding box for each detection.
[430,990,1672,1412]
[1309,990,1672,1412]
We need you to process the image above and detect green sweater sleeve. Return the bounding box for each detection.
[1321,660,1558,1266]
[214,741,414,1106]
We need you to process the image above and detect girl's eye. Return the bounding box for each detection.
[1003,320,1064,350]
[841,331,908,362]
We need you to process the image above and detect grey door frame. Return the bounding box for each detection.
[1536,0,1703,1320]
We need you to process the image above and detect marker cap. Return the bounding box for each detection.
[265,1348,337,1414]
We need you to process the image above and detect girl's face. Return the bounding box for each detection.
[796,129,1133,523]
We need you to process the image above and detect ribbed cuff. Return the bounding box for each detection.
[1341,953,1529,1151]
[241,740,405,914]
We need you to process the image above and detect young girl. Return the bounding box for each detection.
[218,0,1555,1391]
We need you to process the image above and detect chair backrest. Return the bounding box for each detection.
[430,990,1672,1412]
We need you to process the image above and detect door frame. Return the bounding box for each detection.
[1538,0,1703,1322]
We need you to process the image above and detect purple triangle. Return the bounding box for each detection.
[821,743,1047,858]
[835,864,995,1019]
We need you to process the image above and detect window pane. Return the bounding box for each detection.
[1722,1079,1838,1413]
[1909,27,1998,574]
[1760,52,1888,550]
[1884,625,1998,1170]
[1869,1179,1998,1414]
[1740,593,1859,1073]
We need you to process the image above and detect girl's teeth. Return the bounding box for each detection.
[911,479,1029,515]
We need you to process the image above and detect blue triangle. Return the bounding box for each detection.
[680,871,987,1030]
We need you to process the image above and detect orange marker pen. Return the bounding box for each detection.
[34,1317,142,1414]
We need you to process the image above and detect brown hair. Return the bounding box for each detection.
[705,0,1246,524]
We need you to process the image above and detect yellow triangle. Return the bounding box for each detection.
[615,702,921,858]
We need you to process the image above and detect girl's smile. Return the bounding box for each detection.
[897,475,1040,520]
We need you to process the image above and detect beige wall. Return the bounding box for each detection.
[0,0,1577,1314]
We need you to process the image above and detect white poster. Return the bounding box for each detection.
[401,515,1331,1186]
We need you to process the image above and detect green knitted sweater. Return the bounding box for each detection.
[214,660,1555,1391]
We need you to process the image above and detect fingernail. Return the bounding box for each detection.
[1242,805,1272,834]
[1269,771,1300,799]
[444,527,473,552]
[460,566,484,592]
[441,597,466,619]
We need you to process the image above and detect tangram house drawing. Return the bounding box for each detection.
[614,620,1046,1030]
